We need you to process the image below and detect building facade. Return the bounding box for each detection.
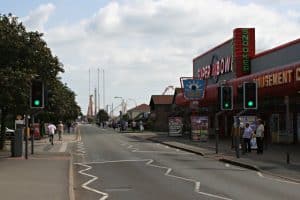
[177,28,300,144]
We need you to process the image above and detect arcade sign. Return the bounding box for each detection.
[181,78,205,100]
[197,56,233,80]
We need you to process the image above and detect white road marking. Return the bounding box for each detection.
[77,163,109,200]
[59,142,68,152]
[225,164,230,167]
[165,146,170,149]
[257,172,299,185]
[145,159,232,200]
[125,144,193,155]
[76,159,232,200]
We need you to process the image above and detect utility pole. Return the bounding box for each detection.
[89,68,91,96]
[103,69,105,110]
[94,88,97,116]
[98,68,100,110]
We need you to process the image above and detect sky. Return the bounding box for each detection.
[1,0,300,115]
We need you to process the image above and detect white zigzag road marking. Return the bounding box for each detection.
[77,163,109,200]
[145,159,232,200]
[126,144,193,155]
[257,172,299,185]
[76,159,232,200]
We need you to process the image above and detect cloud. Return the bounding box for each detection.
[23,0,300,113]
[21,3,55,31]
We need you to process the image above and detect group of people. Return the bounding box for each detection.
[47,121,64,145]
[112,120,144,132]
[242,119,265,154]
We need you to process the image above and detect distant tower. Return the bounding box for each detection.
[87,95,94,117]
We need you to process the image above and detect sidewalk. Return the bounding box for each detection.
[0,133,77,200]
[129,131,300,183]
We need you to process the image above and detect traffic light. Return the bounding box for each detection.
[30,79,44,108]
[243,82,257,109]
[220,86,233,110]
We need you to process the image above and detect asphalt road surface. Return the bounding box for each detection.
[72,125,300,200]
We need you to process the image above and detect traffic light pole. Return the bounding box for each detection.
[25,115,29,160]
[31,115,34,155]
[234,110,247,158]
[215,111,225,154]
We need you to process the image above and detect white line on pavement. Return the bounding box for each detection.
[59,142,68,152]
[75,159,232,200]
[77,163,109,200]
[145,159,232,200]
[257,172,299,185]
[125,144,193,155]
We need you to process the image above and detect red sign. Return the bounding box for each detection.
[233,28,255,77]
[197,56,233,79]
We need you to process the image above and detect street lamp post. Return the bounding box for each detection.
[114,96,125,114]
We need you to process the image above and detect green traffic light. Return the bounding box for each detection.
[224,103,229,108]
[247,101,254,107]
[34,100,40,106]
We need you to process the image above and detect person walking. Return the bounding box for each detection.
[48,123,56,145]
[242,123,253,154]
[57,121,64,141]
[256,119,265,154]
[139,120,144,132]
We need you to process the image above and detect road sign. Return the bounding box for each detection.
[182,79,205,100]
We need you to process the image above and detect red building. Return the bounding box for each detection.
[176,28,300,144]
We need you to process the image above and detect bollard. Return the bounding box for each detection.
[287,152,290,164]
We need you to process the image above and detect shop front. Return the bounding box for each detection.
[176,28,300,144]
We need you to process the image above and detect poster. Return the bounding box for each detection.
[168,117,183,136]
[191,116,208,141]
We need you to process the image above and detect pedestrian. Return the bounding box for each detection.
[242,123,253,154]
[48,123,56,145]
[139,120,144,132]
[256,119,265,154]
[57,121,64,141]
[132,120,136,132]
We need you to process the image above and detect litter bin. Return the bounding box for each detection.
[11,128,23,157]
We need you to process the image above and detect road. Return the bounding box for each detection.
[72,125,300,200]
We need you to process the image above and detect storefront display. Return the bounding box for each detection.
[168,117,183,136]
[191,116,208,141]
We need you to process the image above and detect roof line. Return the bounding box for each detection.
[254,37,300,59]
[193,38,232,62]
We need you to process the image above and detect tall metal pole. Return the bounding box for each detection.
[25,115,28,159]
[89,68,91,96]
[94,88,97,116]
[31,115,34,154]
[111,103,113,118]
[98,68,100,110]
[103,69,105,110]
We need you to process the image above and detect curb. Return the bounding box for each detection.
[148,137,204,156]
[219,158,259,171]
[145,136,300,184]
[69,152,75,200]
[219,158,300,184]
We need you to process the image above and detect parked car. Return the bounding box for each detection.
[0,126,15,139]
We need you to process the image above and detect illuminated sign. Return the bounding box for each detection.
[233,28,255,77]
[242,29,250,73]
[296,67,300,81]
[197,56,233,80]
[253,69,296,88]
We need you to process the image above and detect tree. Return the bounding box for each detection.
[97,109,109,124]
[0,14,79,148]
